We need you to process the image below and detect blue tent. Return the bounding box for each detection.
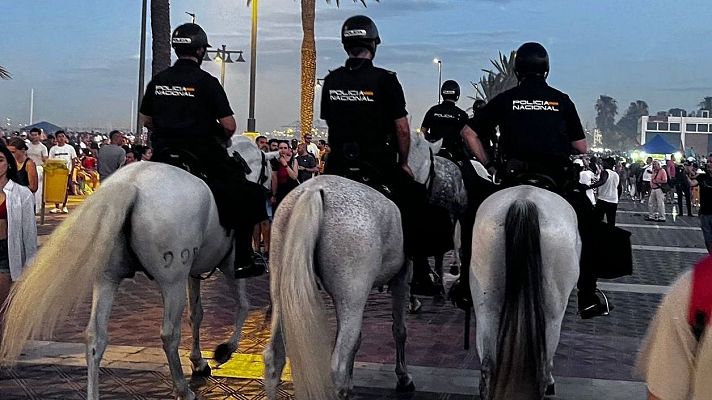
[22,121,64,134]
[641,134,677,154]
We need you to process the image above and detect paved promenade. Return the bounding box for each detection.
[1,195,703,399]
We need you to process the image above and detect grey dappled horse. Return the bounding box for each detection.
[470,185,580,400]
[262,131,439,400]
[0,135,270,400]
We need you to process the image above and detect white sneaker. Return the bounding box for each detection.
[49,208,61,214]
[62,207,69,214]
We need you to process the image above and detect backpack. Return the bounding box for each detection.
[690,256,712,341]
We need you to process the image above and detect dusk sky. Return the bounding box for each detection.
[1,0,711,133]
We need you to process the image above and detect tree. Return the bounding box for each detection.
[470,51,517,103]
[150,0,171,76]
[699,96,712,112]
[595,95,617,134]
[668,108,686,117]
[0,66,10,80]
[613,100,648,150]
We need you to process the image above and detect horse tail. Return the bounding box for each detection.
[489,199,547,400]
[272,187,334,400]
[1,180,139,362]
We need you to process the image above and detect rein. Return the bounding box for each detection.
[424,148,436,197]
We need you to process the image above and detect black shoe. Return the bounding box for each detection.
[234,252,267,279]
[579,290,613,319]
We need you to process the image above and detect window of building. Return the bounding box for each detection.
[647,122,657,130]
[670,123,680,131]
[687,124,697,132]
[698,124,709,132]
[658,123,669,131]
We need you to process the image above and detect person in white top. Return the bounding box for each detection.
[47,131,77,214]
[575,159,597,206]
[26,128,48,167]
[642,156,654,201]
[0,145,37,308]
[594,157,620,226]
[303,134,320,167]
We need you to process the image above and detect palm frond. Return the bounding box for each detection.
[0,66,10,80]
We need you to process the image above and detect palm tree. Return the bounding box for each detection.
[297,0,371,138]
[469,51,517,104]
[0,66,10,80]
[248,0,372,138]
[595,95,617,135]
[699,96,712,112]
[150,0,172,76]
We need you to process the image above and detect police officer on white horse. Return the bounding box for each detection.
[139,23,267,279]
[321,15,438,295]
[452,42,611,319]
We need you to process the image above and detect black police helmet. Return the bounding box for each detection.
[341,15,381,55]
[440,80,460,101]
[514,42,549,80]
[172,23,211,51]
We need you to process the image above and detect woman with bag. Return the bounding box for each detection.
[646,160,668,222]
[0,145,38,309]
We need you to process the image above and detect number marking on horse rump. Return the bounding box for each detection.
[163,251,174,268]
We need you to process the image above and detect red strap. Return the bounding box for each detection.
[689,256,712,329]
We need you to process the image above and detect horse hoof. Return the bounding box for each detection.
[191,364,211,378]
[396,380,415,393]
[213,343,233,365]
[545,383,555,396]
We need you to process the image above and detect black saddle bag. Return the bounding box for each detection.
[591,221,633,279]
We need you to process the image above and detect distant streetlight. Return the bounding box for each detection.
[203,45,246,87]
[433,58,442,104]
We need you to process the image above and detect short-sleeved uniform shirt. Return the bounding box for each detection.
[321,58,408,167]
[140,59,233,147]
[421,101,469,161]
[468,78,585,162]
[637,271,712,400]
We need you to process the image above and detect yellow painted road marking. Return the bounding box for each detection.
[201,351,292,381]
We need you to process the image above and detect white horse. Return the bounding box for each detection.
[0,134,270,400]
[470,184,580,400]
[262,131,438,400]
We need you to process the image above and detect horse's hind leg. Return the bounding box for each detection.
[160,282,195,400]
[263,306,287,400]
[391,262,414,392]
[187,277,210,377]
[85,277,119,400]
[331,296,367,399]
[214,277,249,365]
[433,253,446,305]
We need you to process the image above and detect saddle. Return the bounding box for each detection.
[504,159,560,193]
[154,148,208,181]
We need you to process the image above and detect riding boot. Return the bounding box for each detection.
[234,225,267,279]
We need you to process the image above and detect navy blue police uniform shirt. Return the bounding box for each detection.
[468,78,585,162]
[140,59,233,145]
[320,58,408,163]
[421,102,469,160]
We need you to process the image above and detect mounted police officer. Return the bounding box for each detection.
[321,15,438,296]
[139,23,267,279]
[451,42,609,319]
[421,80,469,163]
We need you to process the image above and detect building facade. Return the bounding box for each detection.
[639,111,712,156]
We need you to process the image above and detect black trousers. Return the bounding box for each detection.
[676,184,692,216]
[594,199,618,227]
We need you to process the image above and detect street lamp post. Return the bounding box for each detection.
[203,45,246,87]
[247,0,259,133]
[433,58,442,104]
[136,0,148,137]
